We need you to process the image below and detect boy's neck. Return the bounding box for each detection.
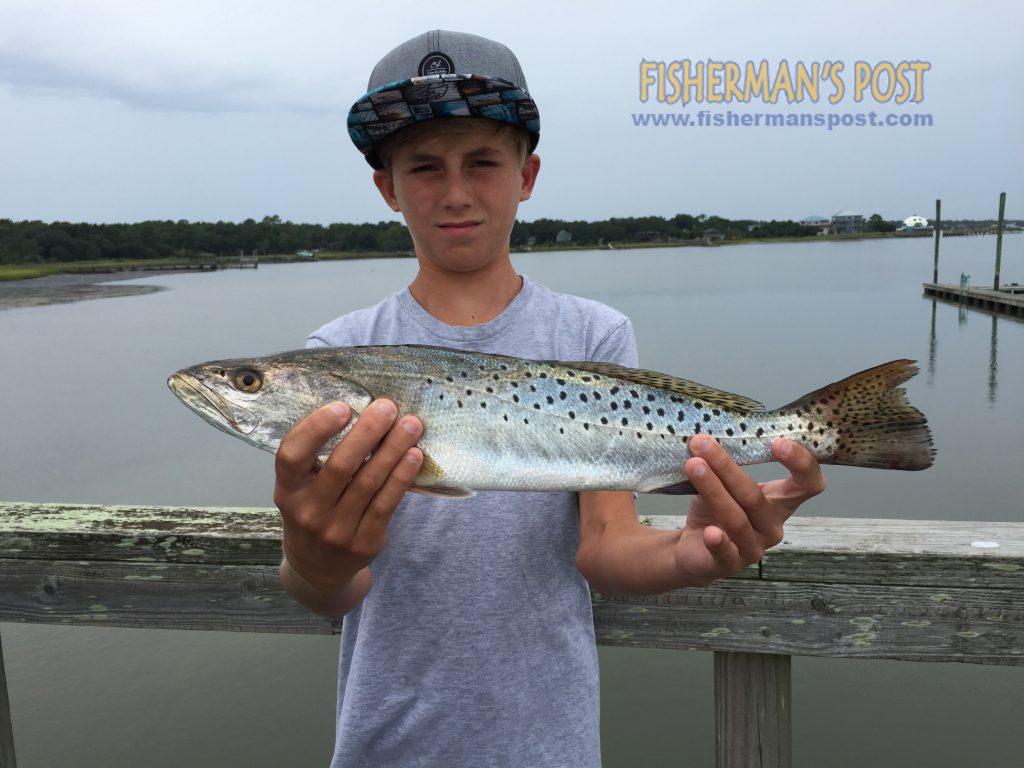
[408,258,523,327]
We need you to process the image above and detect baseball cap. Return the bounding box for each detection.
[348,30,540,169]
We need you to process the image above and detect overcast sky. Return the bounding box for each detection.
[1,0,1020,225]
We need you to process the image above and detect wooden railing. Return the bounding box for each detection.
[0,502,1021,768]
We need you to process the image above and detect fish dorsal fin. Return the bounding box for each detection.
[550,361,765,413]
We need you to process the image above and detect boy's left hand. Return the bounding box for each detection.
[676,434,825,585]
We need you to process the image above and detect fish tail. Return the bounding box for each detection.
[781,359,934,471]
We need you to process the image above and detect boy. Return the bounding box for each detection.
[274,30,824,767]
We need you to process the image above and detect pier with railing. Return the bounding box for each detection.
[0,502,1021,768]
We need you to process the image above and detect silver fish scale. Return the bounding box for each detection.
[370,346,787,492]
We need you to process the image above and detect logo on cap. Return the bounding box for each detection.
[419,52,455,77]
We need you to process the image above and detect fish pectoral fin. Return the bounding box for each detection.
[409,484,475,499]
[647,479,699,495]
[549,361,765,413]
[408,452,473,498]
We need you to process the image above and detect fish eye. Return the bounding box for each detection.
[234,369,263,393]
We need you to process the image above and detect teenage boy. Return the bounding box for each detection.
[274,30,825,767]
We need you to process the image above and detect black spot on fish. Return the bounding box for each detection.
[593,392,601,400]
[600,417,609,425]
[426,378,433,384]
[725,428,734,436]
[525,371,533,378]
[500,364,508,371]
[677,411,685,422]
[559,427,564,434]
[460,372,467,379]
[584,423,590,430]
[524,418,529,425]
[466,389,472,396]
[580,393,588,403]
[646,422,654,431]
[621,417,629,426]
[457,400,463,408]
[512,394,520,403]
[569,411,576,420]
[581,376,592,383]
[623,401,632,410]
[647,394,656,402]
[667,425,675,435]
[480,402,487,409]
[503,414,508,422]
[560,392,568,400]
[611,402,619,411]
[695,424,702,434]
[610,386,620,395]
[703,413,711,422]
[556,378,566,386]
[756,427,764,437]
[642,406,651,415]
[533,403,541,410]
[446,376,454,383]
[511,381,519,388]
[530,385,537,393]
[694,402,704,409]
[546,395,554,405]
[739,422,747,432]
[712,409,721,416]
[657,408,665,417]
[493,374,499,381]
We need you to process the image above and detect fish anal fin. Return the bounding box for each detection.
[410,485,474,499]
[546,361,765,413]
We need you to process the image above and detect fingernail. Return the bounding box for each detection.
[690,434,711,454]
[401,416,421,435]
[688,459,707,477]
[374,399,397,419]
[774,439,792,458]
[329,402,349,419]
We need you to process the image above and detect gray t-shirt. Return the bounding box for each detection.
[307,277,638,768]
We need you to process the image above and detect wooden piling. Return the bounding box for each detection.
[715,652,791,768]
[993,192,1006,290]
[0,631,16,768]
[933,198,941,283]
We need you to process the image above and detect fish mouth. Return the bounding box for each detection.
[167,372,259,435]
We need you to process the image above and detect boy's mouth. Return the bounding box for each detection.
[437,220,481,235]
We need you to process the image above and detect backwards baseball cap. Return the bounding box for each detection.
[347,30,540,169]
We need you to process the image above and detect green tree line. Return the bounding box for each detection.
[0,212,895,265]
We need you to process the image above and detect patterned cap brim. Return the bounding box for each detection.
[348,73,540,168]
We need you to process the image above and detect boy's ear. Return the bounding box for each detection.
[519,154,541,202]
[373,169,402,212]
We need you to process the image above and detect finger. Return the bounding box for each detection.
[354,445,424,545]
[275,402,352,495]
[685,456,760,562]
[336,414,423,516]
[702,525,745,571]
[687,436,766,545]
[772,439,827,498]
[311,399,400,506]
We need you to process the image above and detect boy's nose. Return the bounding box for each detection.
[440,171,473,208]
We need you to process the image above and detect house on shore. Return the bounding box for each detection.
[830,210,864,234]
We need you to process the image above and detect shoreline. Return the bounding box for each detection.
[0,272,164,311]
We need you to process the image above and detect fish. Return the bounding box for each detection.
[167,344,934,498]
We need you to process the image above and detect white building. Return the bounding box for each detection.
[902,215,929,229]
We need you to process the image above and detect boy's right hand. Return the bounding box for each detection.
[273,399,424,616]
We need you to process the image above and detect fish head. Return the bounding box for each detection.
[167,352,373,454]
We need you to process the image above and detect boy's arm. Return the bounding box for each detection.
[274,399,424,617]
[576,434,825,594]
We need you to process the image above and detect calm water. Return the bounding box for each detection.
[2,237,1022,766]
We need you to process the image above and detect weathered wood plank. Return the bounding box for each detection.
[715,652,791,768]
[0,560,337,635]
[0,502,282,565]
[0,630,16,768]
[592,579,1023,664]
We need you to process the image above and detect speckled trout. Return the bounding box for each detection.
[167,345,933,497]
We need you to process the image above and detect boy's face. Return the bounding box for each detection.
[372,123,540,277]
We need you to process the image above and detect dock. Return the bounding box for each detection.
[923,282,1024,319]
